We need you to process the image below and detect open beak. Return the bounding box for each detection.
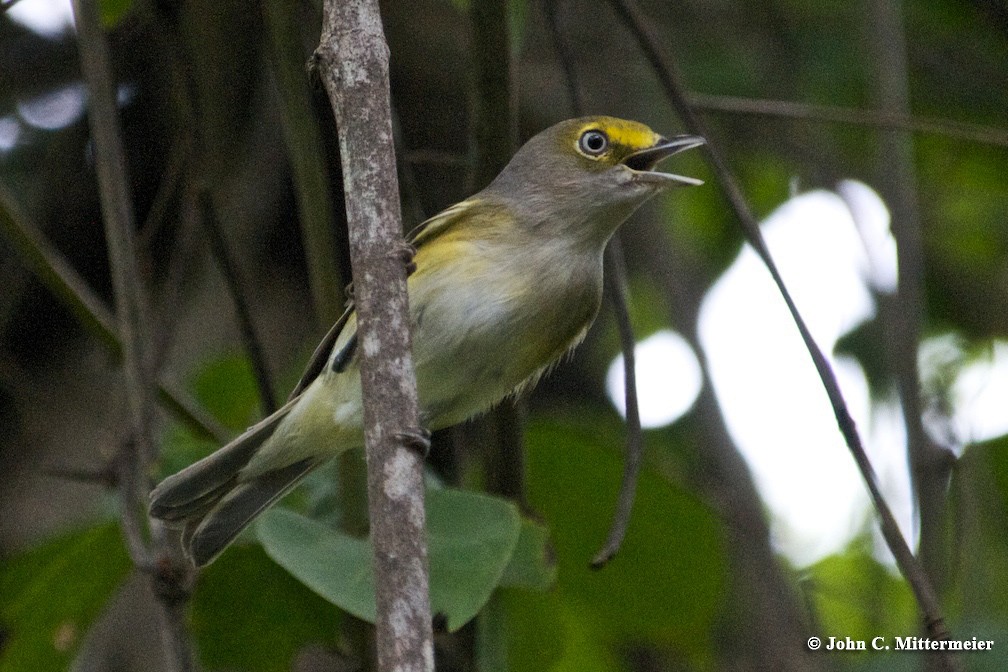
[622,134,706,187]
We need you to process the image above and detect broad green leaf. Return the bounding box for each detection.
[190,545,341,672]
[498,517,556,591]
[524,416,726,654]
[0,524,130,672]
[257,488,523,631]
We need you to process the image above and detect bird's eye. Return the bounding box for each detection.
[578,129,609,156]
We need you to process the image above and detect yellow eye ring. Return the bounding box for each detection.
[577,129,609,157]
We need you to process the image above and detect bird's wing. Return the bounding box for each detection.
[288,199,481,398]
[405,198,480,247]
[287,304,354,400]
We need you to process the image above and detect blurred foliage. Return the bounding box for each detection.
[190,544,342,672]
[0,524,130,672]
[1,0,1008,670]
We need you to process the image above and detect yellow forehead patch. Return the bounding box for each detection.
[576,116,661,152]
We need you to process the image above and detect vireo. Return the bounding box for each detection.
[150,116,704,566]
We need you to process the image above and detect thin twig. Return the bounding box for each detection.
[607,0,952,646]
[198,190,279,414]
[262,0,344,326]
[0,184,229,443]
[138,129,190,249]
[866,3,957,669]
[470,0,528,507]
[542,0,584,115]
[543,0,644,568]
[316,2,433,672]
[688,91,1008,149]
[628,218,824,669]
[43,463,117,487]
[72,1,197,669]
[593,239,644,568]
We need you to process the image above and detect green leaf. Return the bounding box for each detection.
[949,437,1008,625]
[498,517,556,591]
[524,416,726,654]
[190,545,341,672]
[189,353,262,432]
[801,542,917,644]
[257,488,523,631]
[0,524,130,672]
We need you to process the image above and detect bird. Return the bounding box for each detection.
[149,116,704,566]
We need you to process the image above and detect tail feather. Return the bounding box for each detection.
[184,457,320,567]
[150,398,318,566]
[150,401,295,521]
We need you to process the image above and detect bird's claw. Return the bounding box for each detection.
[397,427,431,458]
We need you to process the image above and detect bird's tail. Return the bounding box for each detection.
[149,399,320,567]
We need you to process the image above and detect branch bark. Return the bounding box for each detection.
[315,2,434,671]
[72,1,197,670]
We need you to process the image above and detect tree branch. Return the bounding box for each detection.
[469,0,529,506]
[865,3,958,670]
[198,190,279,414]
[72,1,197,669]
[687,91,1008,149]
[542,0,645,568]
[0,184,229,443]
[593,238,644,568]
[607,0,953,650]
[262,0,344,326]
[315,2,433,671]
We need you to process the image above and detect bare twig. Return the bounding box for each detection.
[315,3,433,672]
[471,0,515,191]
[542,0,584,115]
[542,0,644,568]
[627,218,823,670]
[866,3,957,670]
[470,0,529,505]
[198,190,279,414]
[262,0,344,326]
[0,185,229,443]
[72,1,197,670]
[607,0,952,647]
[593,239,644,568]
[688,91,1008,149]
[138,129,190,249]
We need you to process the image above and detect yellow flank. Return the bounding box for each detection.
[575,116,661,152]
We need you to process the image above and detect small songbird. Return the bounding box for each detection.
[150,116,704,566]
